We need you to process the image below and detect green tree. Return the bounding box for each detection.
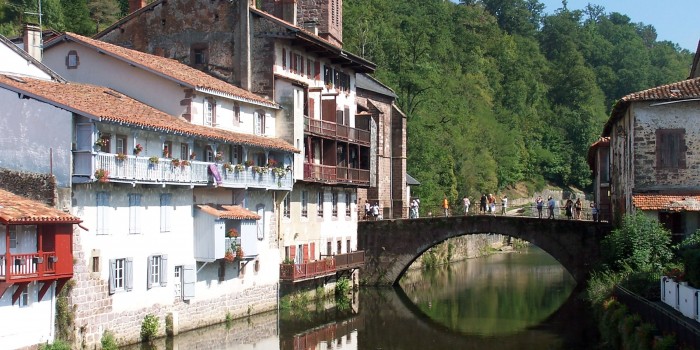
[601,213,673,272]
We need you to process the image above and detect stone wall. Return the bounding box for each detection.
[0,168,56,206]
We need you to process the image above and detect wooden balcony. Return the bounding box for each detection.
[279,251,365,283]
[304,117,370,146]
[304,163,369,186]
[0,252,65,281]
[76,153,292,190]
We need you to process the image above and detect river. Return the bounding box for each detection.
[124,246,599,349]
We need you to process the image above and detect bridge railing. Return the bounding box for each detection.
[360,203,610,222]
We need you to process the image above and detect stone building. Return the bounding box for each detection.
[594,75,700,238]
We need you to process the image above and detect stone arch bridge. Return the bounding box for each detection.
[357,215,612,286]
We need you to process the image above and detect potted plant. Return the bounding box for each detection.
[244,159,254,167]
[115,153,127,161]
[180,160,191,167]
[171,158,181,167]
[189,151,196,160]
[267,159,278,167]
[214,151,224,162]
[94,168,109,183]
[226,228,239,238]
[224,249,235,262]
[236,246,244,260]
[133,143,143,155]
[95,137,108,148]
[223,162,234,173]
[149,156,160,165]
[234,163,244,172]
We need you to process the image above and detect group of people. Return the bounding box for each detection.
[535,196,557,219]
[476,194,507,215]
[535,196,593,220]
[364,200,381,220]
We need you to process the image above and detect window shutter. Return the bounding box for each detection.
[336,110,344,125]
[211,101,217,126]
[160,194,172,233]
[291,53,296,73]
[160,255,168,287]
[282,48,286,69]
[254,113,260,135]
[310,242,315,261]
[679,132,687,168]
[146,256,153,289]
[315,61,320,80]
[290,245,297,263]
[300,57,305,75]
[97,192,109,235]
[182,265,195,301]
[129,194,141,234]
[108,259,116,295]
[256,205,265,240]
[125,257,133,292]
[303,244,309,263]
[77,123,94,151]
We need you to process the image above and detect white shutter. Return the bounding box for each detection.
[256,205,264,240]
[254,113,261,135]
[182,265,195,301]
[97,192,109,235]
[125,257,133,292]
[160,255,168,287]
[160,194,171,232]
[129,194,141,234]
[146,255,153,289]
[108,259,116,295]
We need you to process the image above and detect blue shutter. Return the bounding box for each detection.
[160,255,168,287]
[160,194,172,232]
[129,194,141,234]
[182,265,195,301]
[125,257,133,292]
[108,259,116,295]
[146,255,152,289]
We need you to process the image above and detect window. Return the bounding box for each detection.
[345,192,351,216]
[255,110,265,135]
[9,227,16,249]
[174,266,183,300]
[282,48,287,69]
[116,135,127,155]
[346,238,351,254]
[17,286,29,307]
[205,146,214,162]
[600,147,610,183]
[180,143,189,160]
[148,254,168,289]
[191,44,208,65]
[283,194,290,218]
[324,66,333,86]
[163,141,172,158]
[332,192,338,217]
[92,256,100,273]
[98,133,111,153]
[109,257,133,294]
[160,194,172,233]
[317,191,324,217]
[656,129,686,169]
[234,103,241,126]
[301,191,308,217]
[66,50,79,69]
[326,240,332,256]
[204,99,215,126]
[129,194,142,234]
[307,59,313,78]
[337,240,342,255]
[97,192,110,235]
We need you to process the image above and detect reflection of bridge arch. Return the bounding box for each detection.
[358,216,612,286]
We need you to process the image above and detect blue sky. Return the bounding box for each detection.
[539,0,698,52]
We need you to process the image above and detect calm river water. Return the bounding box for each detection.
[125,246,599,350]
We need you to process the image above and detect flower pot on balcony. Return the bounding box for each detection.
[14,258,26,265]
[33,256,43,264]
[49,256,59,263]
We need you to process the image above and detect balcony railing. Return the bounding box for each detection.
[304,163,369,186]
[304,117,370,146]
[79,153,293,190]
[280,258,336,282]
[0,252,59,280]
[279,251,365,283]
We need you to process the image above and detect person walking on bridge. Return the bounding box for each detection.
[480,194,487,214]
[462,196,470,215]
[443,196,450,217]
[547,196,556,219]
[536,196,544,219]
[501,196,508,215]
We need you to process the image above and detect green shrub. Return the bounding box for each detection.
[39,340,71,350]
[335,277,350,297]
[140,314,159,342]
[652,334,676,350]
[602,213,672,272]
[682,249,700,287]
[100,330,118,350]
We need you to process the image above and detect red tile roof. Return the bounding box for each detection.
[0,74,298,153]
[633,194,700,212]
[603,77,700,136]
[0,188,81,224]
[197,205,261,220]
[48,32,278,108]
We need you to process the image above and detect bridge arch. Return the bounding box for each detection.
[357,216,612,286]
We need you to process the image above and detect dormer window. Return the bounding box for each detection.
[66,50,79,69]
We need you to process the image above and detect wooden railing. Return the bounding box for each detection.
[304,163,369,186]
[280,259,336,282]
[0,252,58,280]
[337,167,370,185]
[335,251,365,270]
[304,117,370,146]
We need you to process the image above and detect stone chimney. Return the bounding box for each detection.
[302,20,318,35]
[129,0,146,14]
[261,0,298,26]
[23,24,42,61]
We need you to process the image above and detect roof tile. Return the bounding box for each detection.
[197,204,261,220]
[0,74,298,153]
[633,194,700,212]
[0,188,81,224]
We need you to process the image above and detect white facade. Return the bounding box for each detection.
[0,40,52,80]
[0,282,56,349]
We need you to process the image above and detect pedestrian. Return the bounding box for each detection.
[501,196,508,215]
[488,194,496,215]
[547,196,555,219]
[463,195,470,215]
[565,199,573,220]
[409,198,417,219]
[415,198,420,218]
[480,194,487,214]
[574,198,582,220]
[364,199,371,220]
[591,202,599,222]
[536,196,543,219]
[372,202,380,220]
[443,196,449,217]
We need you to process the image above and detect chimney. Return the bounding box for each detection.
[302,20,318,35]
[129,0,147,14]
[23,24,42,61]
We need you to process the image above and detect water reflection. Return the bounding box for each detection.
[122,247,598,350]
